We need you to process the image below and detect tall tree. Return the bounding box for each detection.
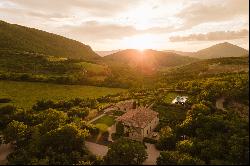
[103,138,148,165]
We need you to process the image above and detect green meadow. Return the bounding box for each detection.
[0,80,126,109]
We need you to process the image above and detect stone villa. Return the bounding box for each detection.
[116,106,159,141]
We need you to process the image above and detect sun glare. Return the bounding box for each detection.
[122,34,157,51]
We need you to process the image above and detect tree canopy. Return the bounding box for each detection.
[103,138,148,165]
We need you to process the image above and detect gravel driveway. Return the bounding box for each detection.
[0,143,13,165]
[85,141,108,157]
[85,141,160,165]
[144,143,160,165]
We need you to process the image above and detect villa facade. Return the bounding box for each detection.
[116,106,159,141]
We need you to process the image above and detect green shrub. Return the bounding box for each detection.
[0,104,17,114]
[143,137,157,144]
[0,98,12,103]
[116,122,124,136]
[111,133,121,140]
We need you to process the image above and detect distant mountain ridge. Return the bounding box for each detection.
[0,20,100,61]
[193,42,249,59]
[95,50,121,57]
[164,42,248,59]
[164,50,194,56]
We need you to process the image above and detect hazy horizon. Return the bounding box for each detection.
[94,42,249,53]
[0,0,249,51]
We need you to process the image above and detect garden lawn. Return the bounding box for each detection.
[92,115,116,127]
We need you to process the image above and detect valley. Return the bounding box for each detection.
[0,19,249,165]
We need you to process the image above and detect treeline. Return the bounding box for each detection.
[0,50,145,88]
[0,98,103,165]
[0,50,107,75]
[159,56,249,85]
[154,73,249,165]
[176,73,249,103]
[156,102,249,165]
[0,92,149,165]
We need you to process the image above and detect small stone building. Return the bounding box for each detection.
[113,100,136,112]
[116,107,159,141]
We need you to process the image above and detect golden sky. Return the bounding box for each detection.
[0,0,249,51]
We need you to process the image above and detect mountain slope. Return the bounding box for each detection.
[103,49,198,69]
[191,42,249,59]
[164,56,249,77]
[164,50,194,56]
[0,20,100,60]
[95,50,121,57]
[159,56,249,84]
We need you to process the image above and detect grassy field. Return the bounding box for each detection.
[164,92,179,103]
[0,80,126,109]
[92,115,116,127]
[75,62,109,75]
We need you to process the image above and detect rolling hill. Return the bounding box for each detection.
[164,50,194,56]
[0,20,100,61]
[190,42,249,59]
[161,56,249,84]
[103,49,198,70]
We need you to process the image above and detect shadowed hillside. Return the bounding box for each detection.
[0,20,100,61]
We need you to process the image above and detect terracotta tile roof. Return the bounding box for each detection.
[115,100,134,109]
[116,107,158,128]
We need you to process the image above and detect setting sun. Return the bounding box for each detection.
[122,34,158,50]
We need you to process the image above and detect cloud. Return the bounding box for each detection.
[143,26,177,34]
[62,20,181,41]
[5,0,143,18]
[62,21,139,41]
[0,0,249,50]
[169,29,249,42]
[0,7,68,19]
[176,0,249,29]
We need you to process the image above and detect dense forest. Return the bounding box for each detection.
[155,73,249,165]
